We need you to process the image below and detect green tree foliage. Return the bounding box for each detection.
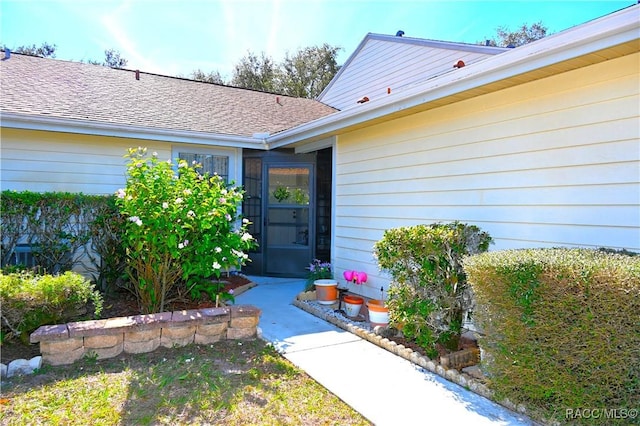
[103,48,128,68]
[278,44,341,98]
[1,42,56,57]
[484,21,549,47]
[194,43,341,97]
[190,68,225,84]
[88,48,129,68]
[231,51,278,92]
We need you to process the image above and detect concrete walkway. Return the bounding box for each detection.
[236,276,536,425]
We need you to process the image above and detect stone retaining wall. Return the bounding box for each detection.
[30,305,261,366]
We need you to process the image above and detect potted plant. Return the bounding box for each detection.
[306,259,338,305]
[367,286,389,327]
[341,270,367,317]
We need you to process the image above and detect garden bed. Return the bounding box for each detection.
[1,275,254,364]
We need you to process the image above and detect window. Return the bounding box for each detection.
[178,152,229,181]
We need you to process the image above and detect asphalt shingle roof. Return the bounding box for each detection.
[0,52,337,137]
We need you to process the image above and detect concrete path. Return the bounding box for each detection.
[236,276,536,425]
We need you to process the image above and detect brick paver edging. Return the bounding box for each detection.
[29,305,261,366]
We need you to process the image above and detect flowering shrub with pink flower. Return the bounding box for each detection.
[116,147,256,313]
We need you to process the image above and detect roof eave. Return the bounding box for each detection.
[0,113,269,149]
[271,5,639,149]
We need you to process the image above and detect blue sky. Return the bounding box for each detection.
[0,0,634,79]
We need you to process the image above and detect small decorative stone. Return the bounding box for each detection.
[445,369,458,382]
[1,363,7,379]
[417,356,429,369]
[457,374,468,388]
[461,365,485,380]
[400,347,414,359]
[7,357,41,377]
[502,398,516,411]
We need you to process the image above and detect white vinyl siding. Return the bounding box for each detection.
[0,129,242,195]
[333,52,640,299]
[320,37,501,110]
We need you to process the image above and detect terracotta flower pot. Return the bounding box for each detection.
[314,279,338,305]
[367,299,389,326]
[343,295,364,317]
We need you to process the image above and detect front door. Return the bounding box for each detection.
[265,164,313,276]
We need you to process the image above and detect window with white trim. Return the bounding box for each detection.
[178,152,229,182]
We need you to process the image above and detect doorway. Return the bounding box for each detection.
[242,148,331,277]
[265,164,313,275]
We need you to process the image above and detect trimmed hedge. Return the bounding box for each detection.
[0,271,103,343]
[463,248,640,424]
[0,190,126,291]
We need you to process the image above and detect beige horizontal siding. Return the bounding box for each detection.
[0,129,241,195]
[333,52,640,298]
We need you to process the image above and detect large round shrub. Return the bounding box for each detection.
[116,147,256,313]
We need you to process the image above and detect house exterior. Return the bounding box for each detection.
[317,33,509,110]
[1,5,638,297]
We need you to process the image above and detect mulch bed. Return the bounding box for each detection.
[1,275,252,364]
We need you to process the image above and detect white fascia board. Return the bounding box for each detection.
[367,33,510,55]
[1,112,269,150]
[271,6,639,149]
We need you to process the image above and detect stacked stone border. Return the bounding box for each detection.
[293,291,533,421]
[29,305,261,366]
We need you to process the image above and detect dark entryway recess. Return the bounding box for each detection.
[242,148,332,277]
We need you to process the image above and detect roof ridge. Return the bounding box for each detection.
[1,50,308,98]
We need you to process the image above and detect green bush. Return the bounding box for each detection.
[373,222,492,358]
[0,271,103,343]
[0,191,126,291]
[116,148,256,314]
[463,248,640,424]
[85,196,128,293]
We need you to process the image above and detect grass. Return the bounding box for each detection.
[0,339,372,425]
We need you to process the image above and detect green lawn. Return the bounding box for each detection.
[1,339,371,425]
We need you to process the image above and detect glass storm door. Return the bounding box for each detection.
[265,164,313,276]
